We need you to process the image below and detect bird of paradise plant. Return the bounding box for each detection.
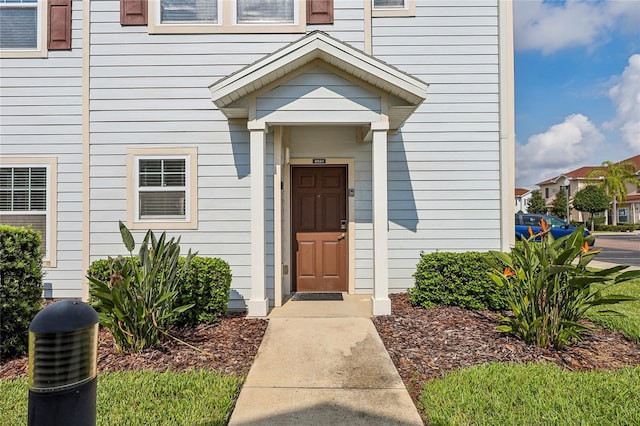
[487,220,640,349]
[88,221,195,353]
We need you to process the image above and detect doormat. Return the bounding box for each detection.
[291,292,344,301]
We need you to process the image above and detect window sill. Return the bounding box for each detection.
[148,22,306,34]
[43,259,57,268]
[128,220,198,231]
[0,48,47,59]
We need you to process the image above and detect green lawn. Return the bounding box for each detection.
[0,370,242,426]
[420,363,640,426]
[585,275,640,342]
[420,272,640,425]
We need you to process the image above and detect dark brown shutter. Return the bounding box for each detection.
[307,0,333,24]
[121,0,148,26]
[48,0,72,50]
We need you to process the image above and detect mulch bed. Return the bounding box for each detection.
[0,313,268,381]
[372,293,640,403]
[3,294,639,415]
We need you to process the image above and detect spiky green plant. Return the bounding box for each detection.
[487,220,640,348]
[88,221,195,353]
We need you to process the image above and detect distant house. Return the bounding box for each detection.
[0,0,516,316]
[537,155,640,224]
[515,188,532,213]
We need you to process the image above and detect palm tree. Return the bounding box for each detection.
[587,160,640,226]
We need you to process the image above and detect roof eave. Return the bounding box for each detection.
[210,31,427,128]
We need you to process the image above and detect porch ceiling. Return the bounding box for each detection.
[209,31,428,130]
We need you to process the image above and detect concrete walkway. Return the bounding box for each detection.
[228,295,423,425]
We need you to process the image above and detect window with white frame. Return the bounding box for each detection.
[150,0,304,33]
[237,0,294,24]
[161,0,219,24]
[136,157,188,220]
[0,0,44,55]
[618,208,629,224]
[374,0,404,7]
[372,0,415,17]
[128,148,197,229]
[0,165,49,258]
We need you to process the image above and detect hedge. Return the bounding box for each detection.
[0,225,43,357]
[87,255,232,325]
[408,251,508,311]
[594,224,639,232]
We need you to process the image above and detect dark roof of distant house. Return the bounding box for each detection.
[515,188,530,197]
[537,154,640,186]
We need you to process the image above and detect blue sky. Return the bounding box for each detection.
[513,0,640,188]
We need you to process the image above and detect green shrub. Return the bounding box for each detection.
[88,256,231,326]
[0,225,43,357]
[176,256,231,325]
[595,224,639,232]
[88,222,194,353]
[409,251,508,311]
[488,221,640,349]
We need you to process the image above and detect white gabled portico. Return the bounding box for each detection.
[210,31,427,316]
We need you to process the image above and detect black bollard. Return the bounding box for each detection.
[28,300,99,426]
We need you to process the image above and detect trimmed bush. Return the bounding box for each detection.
[0,225,43,357]
[176,256,231,325]
[595,224,639,232]
[409,251,508,311]
[88,255,232,326]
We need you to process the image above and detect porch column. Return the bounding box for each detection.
[247,120,269,317]
[371,119,391,315]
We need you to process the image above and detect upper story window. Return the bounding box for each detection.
[0,159,57,266]
[372,0,415,17]
[0,0,46,57]
[374,0,404,7]
[149,0,304,33]
[1,0,72,58]
[237,0,293,24]
[161,0,219,24]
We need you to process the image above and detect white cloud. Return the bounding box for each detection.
[604,54,640,151]
[516,114,604,186]
[514,0,640,54]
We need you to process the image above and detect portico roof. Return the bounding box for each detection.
[209,31,428,130]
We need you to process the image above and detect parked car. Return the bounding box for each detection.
[515,214,595,245]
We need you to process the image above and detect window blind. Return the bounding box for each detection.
[237,0,294,23]
[161,0,217,23]
[0,1,37,49]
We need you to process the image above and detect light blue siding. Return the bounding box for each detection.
[0,0,85,298]
[1,0,507,305]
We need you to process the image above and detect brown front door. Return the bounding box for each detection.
[292,166,347,292]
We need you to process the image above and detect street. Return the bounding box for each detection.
[592,234,640,267]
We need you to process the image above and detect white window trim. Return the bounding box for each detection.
[0,157,57,267]
[148,0,306,34]
[127,147,198,230]
[0,0,47,59]
[372,0,415,17]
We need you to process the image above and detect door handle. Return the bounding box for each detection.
[337,233,345,241]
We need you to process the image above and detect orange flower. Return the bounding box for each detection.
[528,226,534,237]
[540,219,549,232]
[580,242,590,254]
[503,267,516,277]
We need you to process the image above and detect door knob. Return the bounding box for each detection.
[337,233,345,241]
